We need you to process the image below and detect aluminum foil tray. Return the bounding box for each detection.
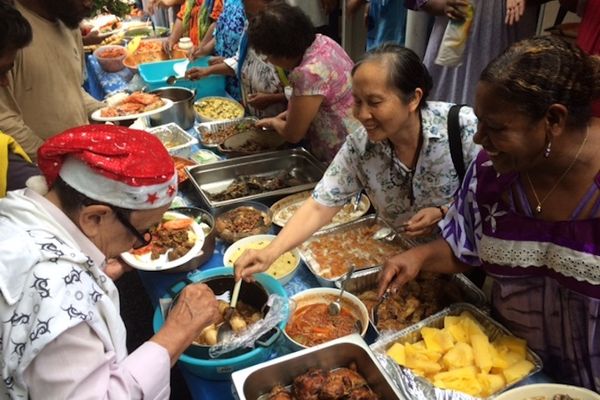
[196,117,258,149]
[148,122,198,158]
[370,303,543,400]
[185,148,325,209]
[231,333,404,400]
[298,214,417,287]
[336,267,489,333]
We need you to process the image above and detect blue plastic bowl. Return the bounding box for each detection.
[139,57,226,99]
[152,267,289,380]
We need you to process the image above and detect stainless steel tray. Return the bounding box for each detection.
[336,267,489,333]
[370,303,543,400]
[299,214,417,287]
[231,333,404,400]
[196,117,258,149]
[185,148,325,209]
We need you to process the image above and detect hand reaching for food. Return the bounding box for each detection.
[505,0,525,25]
[444,0,470,20]
[403,207,445,237]
[185,67,211,80]
[234,247,277,282]
[377,252,422,298]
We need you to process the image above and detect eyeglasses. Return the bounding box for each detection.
[112,209,152,250]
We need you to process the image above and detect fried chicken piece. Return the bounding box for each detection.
[318,368,367,400]
[293,368,327,400]
[346,386,379,400]
[268,385,295,400]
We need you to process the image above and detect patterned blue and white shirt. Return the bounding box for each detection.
[312,101,480,231]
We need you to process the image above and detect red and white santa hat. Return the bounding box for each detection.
[37,125,177,210]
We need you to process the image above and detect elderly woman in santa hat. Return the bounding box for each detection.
[0,125,220,399]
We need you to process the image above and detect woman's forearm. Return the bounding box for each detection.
[416,238,472,274]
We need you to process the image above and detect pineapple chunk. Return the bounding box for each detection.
[387,342,406,366]
[405,343,443,374]
[421,327,455,353]
[433,366,482,396]
[461,313,485,337]
[477,373,506,397]
[491,345,525,369]
[494,335,527,359]
[447,321,470,343]
[442,342,475,369]
[444,315,462,328]
[471,334,493,373]
[503,359,534,384]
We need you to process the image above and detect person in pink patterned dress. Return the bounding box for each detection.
[247,2,360,163]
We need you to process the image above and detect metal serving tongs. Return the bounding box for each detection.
[216,279,243,342]
[371,290,391,328]
[328,265,355,316]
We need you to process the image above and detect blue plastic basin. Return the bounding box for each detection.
[139,57,226,99]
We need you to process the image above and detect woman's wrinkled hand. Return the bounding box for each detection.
[444,0,470,20]
[234,249,275,282]
[185,67,210,80]
[505,0,525,25]
[166,283,220,333]
[377,252,422,298]
[403,207,444,237]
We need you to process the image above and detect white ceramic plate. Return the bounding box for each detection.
[270,191,370,230]
[120,211,205,272]
[493,383,600,400]
[91,98,173,122]
[222,234,300,285]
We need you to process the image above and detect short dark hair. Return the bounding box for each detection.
[0,1,32,55]
[247,2,315,60]
[480,35,600,128]
[53,177,132,218]
[352,43,433,109]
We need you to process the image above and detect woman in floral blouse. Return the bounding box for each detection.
[234,44,480,281]
[247,2,359,164]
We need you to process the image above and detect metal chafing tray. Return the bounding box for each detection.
[196,117,259,149]
[185,148,325,209]
[336,267,489,333]
[231,334,405,400]
[370,303,543,400]
[299,214,417,287]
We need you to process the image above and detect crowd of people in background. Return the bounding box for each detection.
[0,0,598,398]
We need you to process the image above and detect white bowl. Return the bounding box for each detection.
[223,234,300,285]
[284,287,369,350]
[493,383,600,400]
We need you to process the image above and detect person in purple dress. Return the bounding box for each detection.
[378,36,600,391]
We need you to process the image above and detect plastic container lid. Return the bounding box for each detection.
[178,37,193,50]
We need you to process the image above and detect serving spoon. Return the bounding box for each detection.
[328,265,355,316]
[166,75,189,85]
[216,279,242,343]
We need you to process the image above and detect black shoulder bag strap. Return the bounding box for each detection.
[448,104,466,182]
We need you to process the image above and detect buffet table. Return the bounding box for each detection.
[85,54,135,100]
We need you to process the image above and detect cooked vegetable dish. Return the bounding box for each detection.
[286,303,358,347]
[195,300,261,346]
[130,217,195,261]
[201,120,259,145]
[359,272,464,332]
[215,206,271,242]
[209,172,306,202]
[194,98,244,121]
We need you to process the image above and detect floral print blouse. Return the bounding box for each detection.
[312,101,480,231]
[214,0,245,101]
[289,34,359,164]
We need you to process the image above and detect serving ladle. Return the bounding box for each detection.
[166,75,188,85]
[328,265,355,316]
[216,279,242,343]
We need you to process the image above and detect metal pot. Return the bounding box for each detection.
[149,87,196,130]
